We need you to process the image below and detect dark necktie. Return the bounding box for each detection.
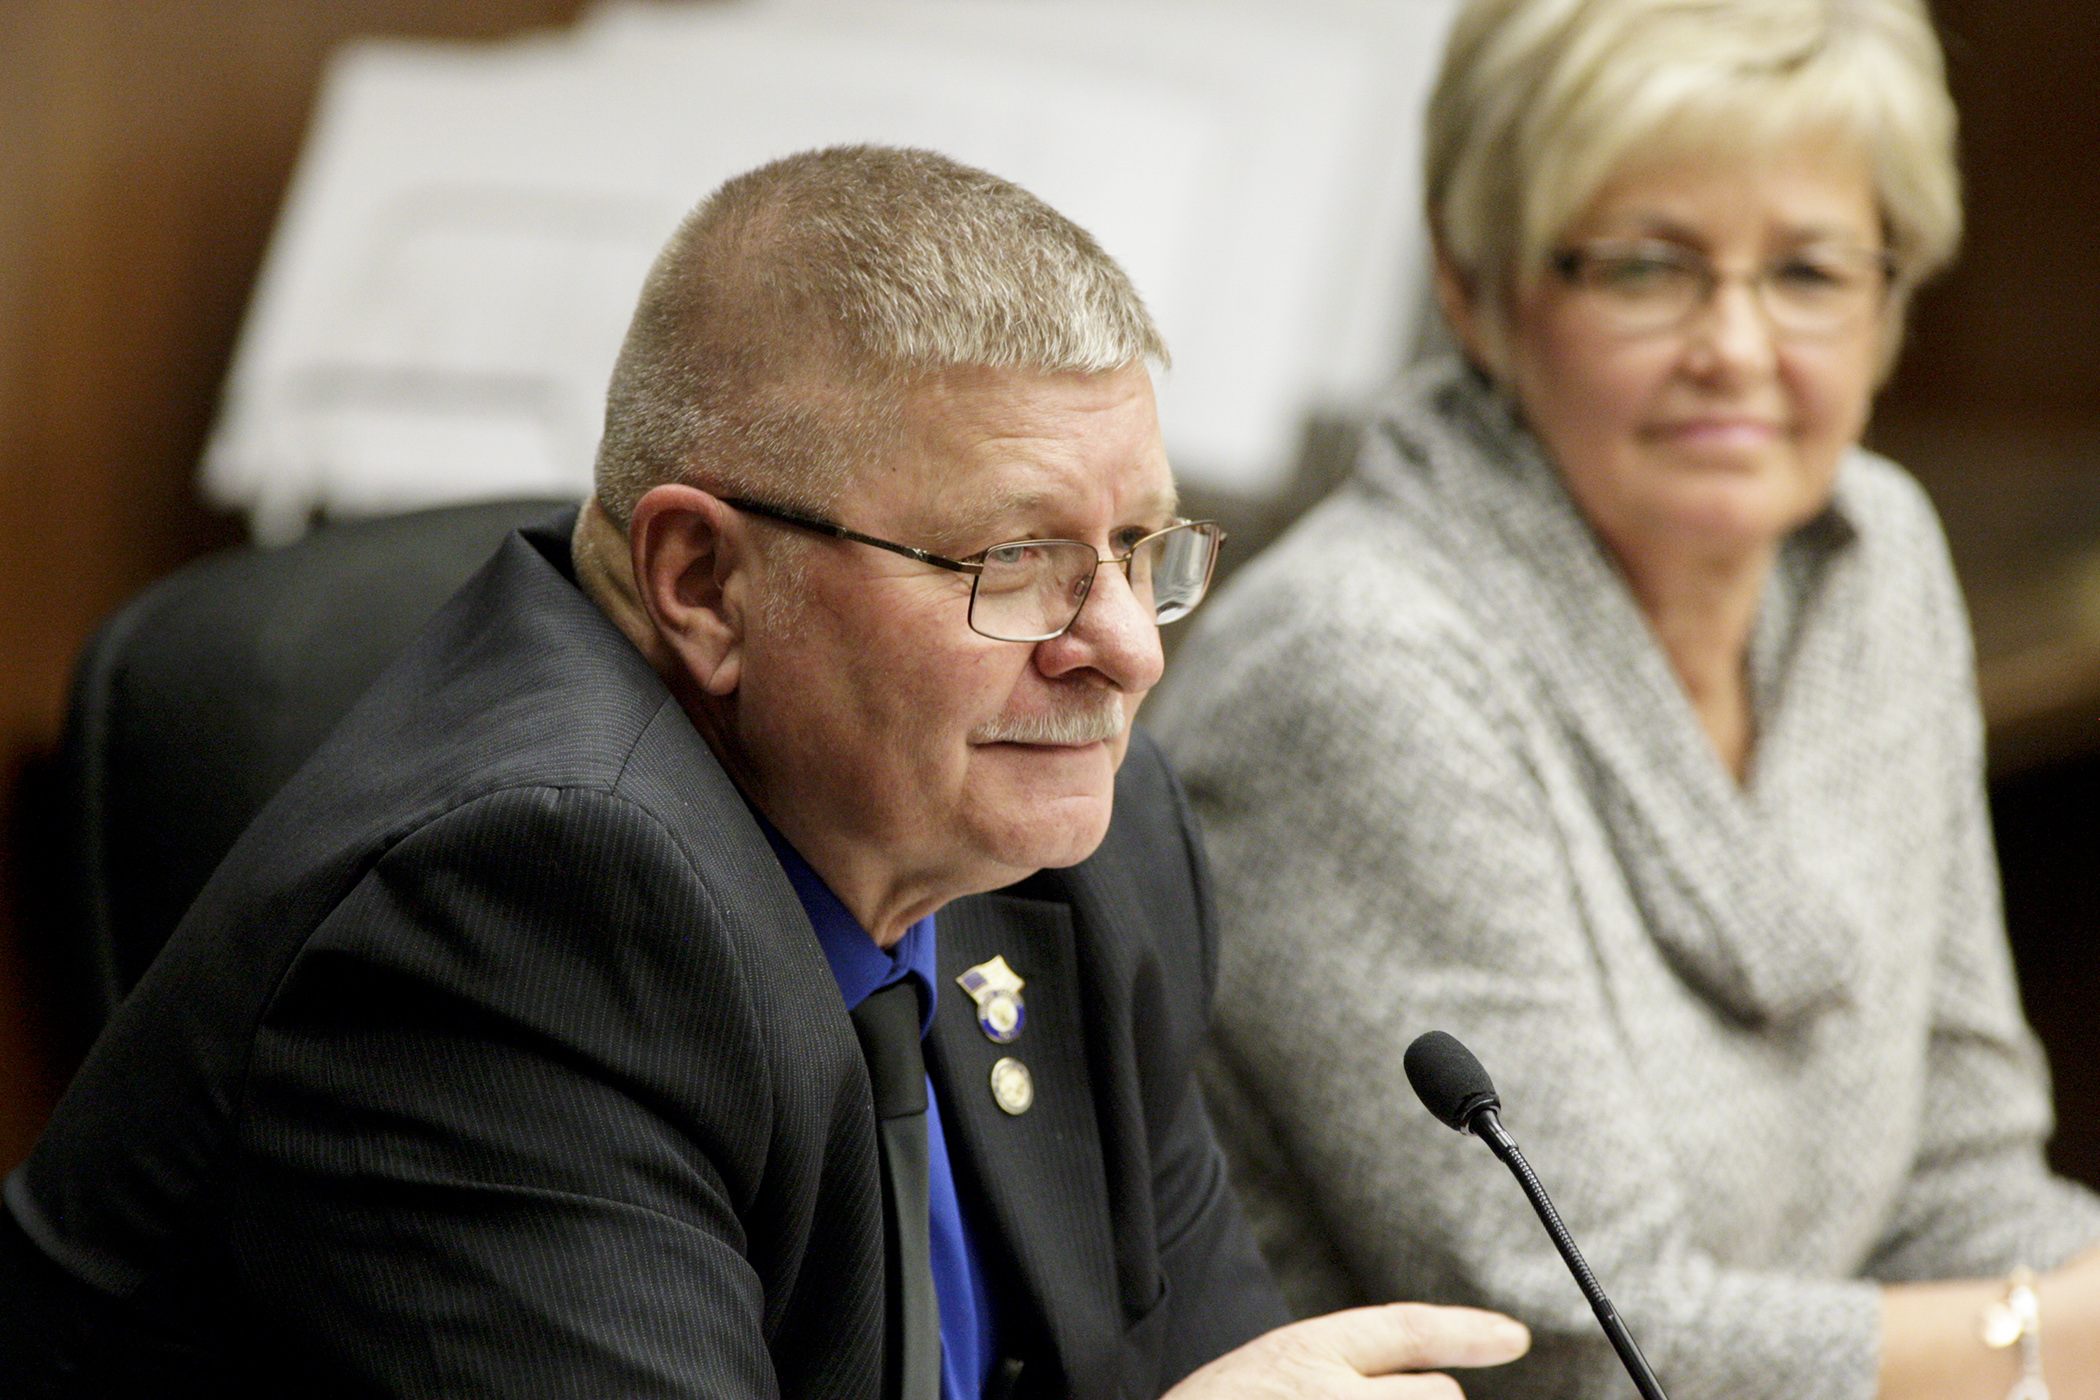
[850,980,942,1400]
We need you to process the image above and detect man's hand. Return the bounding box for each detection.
[1164,1303,1530,1400]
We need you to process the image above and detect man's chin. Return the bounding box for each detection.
[972,793,1116,875]
[1008,829,1112,873]
[961,735,1125,868]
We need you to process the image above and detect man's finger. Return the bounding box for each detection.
[1357,1371,1468,1400]
[1297,1302,1531,1376]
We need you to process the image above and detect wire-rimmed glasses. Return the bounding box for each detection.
[1550,239,1897,339]
[721,497,1225,643]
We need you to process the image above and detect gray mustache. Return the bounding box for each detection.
[973,698,1127,746]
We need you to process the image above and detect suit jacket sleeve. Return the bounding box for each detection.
[231,781,881,1400]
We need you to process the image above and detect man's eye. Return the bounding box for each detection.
[982,542,1044,568]
[1110,526,1156,555]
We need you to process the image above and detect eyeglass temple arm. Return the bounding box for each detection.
[724,497,1221,578]
[720,497,982,576]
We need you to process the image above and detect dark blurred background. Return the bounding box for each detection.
[1,0,2096,1184]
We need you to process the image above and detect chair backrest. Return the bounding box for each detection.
[61,497,574,1022]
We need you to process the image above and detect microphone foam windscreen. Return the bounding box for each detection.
[1405,1030,1500,1131]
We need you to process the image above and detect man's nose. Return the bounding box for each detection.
[1038,559,1165,693]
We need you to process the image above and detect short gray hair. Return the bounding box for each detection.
[1427,0,1962,324]
[594,145,1167,525]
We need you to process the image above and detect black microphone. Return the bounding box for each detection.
[1404,1030,1670,1400]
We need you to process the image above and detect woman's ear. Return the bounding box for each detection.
[629,483,746,698]
[1433,247,1509,381]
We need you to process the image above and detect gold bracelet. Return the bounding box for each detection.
[1981,1267,2050,1400]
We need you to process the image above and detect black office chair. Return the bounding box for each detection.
[59,496,575,1023]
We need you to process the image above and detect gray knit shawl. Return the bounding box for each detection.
[1148,357,2100,1400]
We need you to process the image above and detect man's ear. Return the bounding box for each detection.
[1433,247,1509,380]
[629,483,747,698]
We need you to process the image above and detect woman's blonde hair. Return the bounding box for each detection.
[1427,0,1961,325]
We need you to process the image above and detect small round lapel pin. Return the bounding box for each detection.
[989,1056,1034,1116]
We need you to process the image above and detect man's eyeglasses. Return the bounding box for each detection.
[1550,239,1897,339]
[722,497,1225,643]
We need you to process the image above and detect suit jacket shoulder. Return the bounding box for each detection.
[15,521,891,1396]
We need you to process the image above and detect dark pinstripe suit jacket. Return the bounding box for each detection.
[8,515,1286,1398]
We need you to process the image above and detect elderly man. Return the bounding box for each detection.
[3,146,1524,1398]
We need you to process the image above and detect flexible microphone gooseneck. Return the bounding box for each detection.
[1404,1030,1671,1400]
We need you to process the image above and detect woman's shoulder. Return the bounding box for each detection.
[1830,447,1954,558]
[1151,367,1567,742]
[1228,371,1540,628]
[1176,486,1502,683]
[1149,493,1546,788]
[1818,446,1969,632]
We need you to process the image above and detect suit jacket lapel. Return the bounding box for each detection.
[928,889,1121,1387]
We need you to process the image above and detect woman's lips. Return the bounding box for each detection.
[1650,417,1783,449]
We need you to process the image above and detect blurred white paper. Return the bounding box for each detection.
[713,0,1459,412]
[206,0,1459,540]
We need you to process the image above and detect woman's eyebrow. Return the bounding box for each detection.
[1587,210,1878,247]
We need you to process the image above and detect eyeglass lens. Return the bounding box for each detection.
[969,522,1220,642]
[1559,243,1889,337]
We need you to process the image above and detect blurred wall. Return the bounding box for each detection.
[0,0,2095,1176]
[1883,0,2100,424]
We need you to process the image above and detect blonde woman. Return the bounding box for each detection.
[1150,2,2100,1398]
